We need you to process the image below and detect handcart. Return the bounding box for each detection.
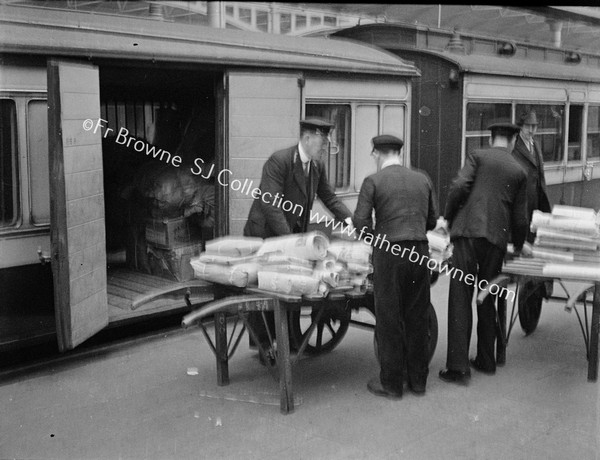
[181,273,440,414]
[479,259,599,382]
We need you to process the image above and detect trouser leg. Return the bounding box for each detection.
[474,239,505,371]
[373,247,404,392]
[404,242,431,384]
[446,238,476,373]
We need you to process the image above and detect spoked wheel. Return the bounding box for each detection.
[518,279,544,335]
[289,303,351,355]
[374,302,439,365]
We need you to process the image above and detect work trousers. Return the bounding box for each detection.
[446,237,505,373]
[373,241,431,392]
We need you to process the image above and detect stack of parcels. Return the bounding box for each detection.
[427,229,452,265]
[527,204,600,281]
[190,232,373,297]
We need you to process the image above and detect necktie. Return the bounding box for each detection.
[303,161,310,177]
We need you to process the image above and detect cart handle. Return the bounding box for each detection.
[181,295,278,328]
[476,275,512,306]
[564,283,596,313]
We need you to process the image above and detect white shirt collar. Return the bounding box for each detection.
[520,132,533,150]
[380,157,402,170]
[298,143,311,164]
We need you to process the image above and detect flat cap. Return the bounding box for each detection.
[372,134,404,150]
[519,111,538,126]
[487,122,520,134]
[300,118,334,133]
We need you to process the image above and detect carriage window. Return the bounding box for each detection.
[382,105,405,141]
[0,99,18,228]
[516,104,564,163]
[465,102,511,155]
[567,105,583,162]
[587,106,600,161]
[28,100,50,225]
[305,104,351,189]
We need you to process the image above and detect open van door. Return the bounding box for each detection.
[47,59,108,351]
[225,71,301,235]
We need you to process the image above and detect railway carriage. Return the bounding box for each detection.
[0,5,418,354]
[334,23,600,213]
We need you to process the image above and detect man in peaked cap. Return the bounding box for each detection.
[354,134,438,398]
[439,121,528,384]
[244,117,353,363]
[512,111,553,333]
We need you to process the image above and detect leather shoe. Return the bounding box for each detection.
[407,381,426,396]
[469,358,496,375]
[367,377,402,399]
[438,368,471,385]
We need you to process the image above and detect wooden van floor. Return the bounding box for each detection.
[0,268,213,359]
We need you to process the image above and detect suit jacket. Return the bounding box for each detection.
[444,147,529,251]
[354,164,438,243]
[511,136,551,222]
[243,145,351,238]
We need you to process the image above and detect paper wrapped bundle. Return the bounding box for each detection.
[507,205,600,279]
[530,210,600,237]
[190,259,261,287]
[427,229,453,264]
[204,236,264,257]
[260,254,314,268]
[542,263,600,282]
[257,231,329,260]
[197,253,264,265]
[259,264,314,276]
[257,271,322,296]
[327,241,372,265]
[312,269,340,287]
[551,204,599,221]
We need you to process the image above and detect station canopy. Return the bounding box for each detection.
[3,2,600,55]
[309,4,600,54]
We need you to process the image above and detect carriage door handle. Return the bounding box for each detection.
[37,247,52,265]
[583,162,594,181]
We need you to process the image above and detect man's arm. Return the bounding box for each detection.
[444,153,477,226]
[427,184,439,231]
[511,175,529,251]
[353,177,375,238]
[316,164,352,221]
[535,145,552,213]
[258,155,292,235]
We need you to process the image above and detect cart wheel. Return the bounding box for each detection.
[518,280,544,335]
[374,302,438,365]
[289,304,351,355]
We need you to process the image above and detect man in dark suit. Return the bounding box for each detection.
[244,118,352,359]
[244,118,352,237]
[439,122,529,384]
[512,111,551,235]
[354,135,438,398]
[512,111,553,326]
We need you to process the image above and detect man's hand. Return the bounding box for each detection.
[434,217,449,234]
[343,217,356,239]
[520,242,533,258]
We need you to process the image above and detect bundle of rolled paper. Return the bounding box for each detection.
[190,232,373,296]
[506,205,600,281]
[427,229,452,264]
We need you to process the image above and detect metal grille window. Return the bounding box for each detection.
[587,106,600,161]
[305,104,351,189]
[516,104,565,163]
[0,99,18,228]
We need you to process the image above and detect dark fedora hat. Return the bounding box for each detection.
[519,111,539,126]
